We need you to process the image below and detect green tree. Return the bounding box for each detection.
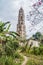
[33,32,42,41]
[0,21,20,56]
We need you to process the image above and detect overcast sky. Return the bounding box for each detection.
[0,0,43,38]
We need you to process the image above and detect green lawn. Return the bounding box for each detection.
[26,55,43,65]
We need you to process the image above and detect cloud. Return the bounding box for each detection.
[0,0,43,38]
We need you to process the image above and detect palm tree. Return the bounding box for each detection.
[0,22,20,56]
[0,21,20,55]
[0,21,20,44]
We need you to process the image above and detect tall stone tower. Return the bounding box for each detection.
[17,7,26,40]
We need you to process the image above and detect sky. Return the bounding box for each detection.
[0,0,43,38]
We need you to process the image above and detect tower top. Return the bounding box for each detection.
[19,7,23,10]
[19,7,24,13]
[18,7,24,23]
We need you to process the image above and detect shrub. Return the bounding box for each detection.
[14,52,20,59]
[29,47,40,55]
[29,49,34,54]
[0,56,6,65]
[5,56,13,65]
[5,45,13,56]
[39,46,43,55]
[0,49,2,57]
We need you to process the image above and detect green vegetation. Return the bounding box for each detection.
[0,22,43,65]
[20,32,43,65]
[0,21,23,65]
[26,55,43,65]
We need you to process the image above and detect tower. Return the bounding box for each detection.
[17,7,26,40]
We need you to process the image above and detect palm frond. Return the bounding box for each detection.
[3,21,10,26]
[10,31,20,37]
[9,33,16,38]
[6,24,11,32]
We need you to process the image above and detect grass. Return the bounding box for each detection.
[13,53,24,65]
[26,55,43,65]
[21,50,43,65]
[0,52,24,65]
[0,44,2,48]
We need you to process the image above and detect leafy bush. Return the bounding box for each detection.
[28,46,43,55]
[32,47,40,55]
[5,56,13,65]
[5,45,13,56]
[0,56,6,65]
[39,46,43,55]
[14,52,21,59]
[0,49,2,57]
[29,49,34,54]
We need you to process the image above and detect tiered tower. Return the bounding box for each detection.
[17,7,26,40]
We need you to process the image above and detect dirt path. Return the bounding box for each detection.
[21,55,28,65]
[20,53,28,65]
[17,50,28,65]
